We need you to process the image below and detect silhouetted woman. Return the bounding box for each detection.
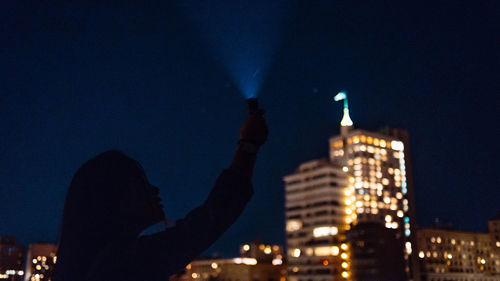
[53,109,268,281]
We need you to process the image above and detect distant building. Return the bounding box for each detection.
[183,242,286,281]
[283,92,416,280]
[0,236,24,281]
[283,159,350,280]
[24,243,57,281]
[346,222,406,281]
[415,214,500,281]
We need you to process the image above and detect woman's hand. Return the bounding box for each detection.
[230,109,269,178]
[239,109,268,147]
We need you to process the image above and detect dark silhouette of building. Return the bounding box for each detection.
[0,236,24,281]
[346,222,407,281]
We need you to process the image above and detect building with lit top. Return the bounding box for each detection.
[23,243,57,281]
[283,159,350,281]
[415,214,500,281]
[183,242,286,281]
[283,92,417,280]
[329,92,417,279]
[0,236,24,281]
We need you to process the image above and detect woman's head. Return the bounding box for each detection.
[54,151,164,280]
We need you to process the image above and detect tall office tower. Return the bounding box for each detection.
[0,236,25,281]
[415,214,500,281]
[283,160,350,281]
[329,92,417,279]
[24,243,57,281]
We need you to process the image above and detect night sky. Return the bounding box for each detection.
[1,1,498,257]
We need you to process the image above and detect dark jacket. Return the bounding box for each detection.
[53,151,253,281]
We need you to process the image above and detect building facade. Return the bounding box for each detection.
[416,215,500,281]
[183,242,286,281]
[284,160,350,281]
[283,92,417,280]
[346,222,407,281]
[0,236,24,281]
[23,243,57,281]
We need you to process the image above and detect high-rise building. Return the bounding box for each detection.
[0,236,24,281]
[283,92,416,280]
[329,92,416,279]
[24,243,57,281]
[283,159,350,281]
[183,242,286,281]
[415,215,500,281]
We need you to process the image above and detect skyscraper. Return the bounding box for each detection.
[284,160,350,281]
[283,92,416,280]
[329,92,416,279]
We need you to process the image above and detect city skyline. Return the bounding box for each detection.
[1,1,499,259]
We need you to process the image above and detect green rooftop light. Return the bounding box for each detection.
[334,91,353,127]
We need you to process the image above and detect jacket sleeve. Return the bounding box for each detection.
[105,168,254,281]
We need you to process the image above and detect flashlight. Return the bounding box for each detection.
[246,98,259,116]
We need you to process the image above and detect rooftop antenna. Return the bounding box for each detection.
[334,91,353,136]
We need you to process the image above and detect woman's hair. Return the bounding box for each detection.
[53,150,150,281]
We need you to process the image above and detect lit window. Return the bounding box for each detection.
[391,140,404,151]
[405,242,412,254]
[272,258,283,265]
[341,253,348,259]
[211,263,218,269]
[233,258,257,265]
[242,244,250,251]
[419,251,425,258]
[286,220,302,232]
[314,246,339,256]
[382,178,389,185]
[292,249,301,258]
[342,271,349,278]
[341,243,348,250]
[380,140,386,147]
[436,237,442,244]
[191,273,199,279]
[313,226,338,237]
[264,246,272,254]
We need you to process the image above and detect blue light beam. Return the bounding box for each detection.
[174,0,291,98]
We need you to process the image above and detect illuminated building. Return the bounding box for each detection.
[23,243,57,281]
[0,236,24,281]
[346,222,406,281]
[283,159,350,281]
[282,92,417,280]
[184,243,286,281]
[329,92,417,279]
[416,214,500,281]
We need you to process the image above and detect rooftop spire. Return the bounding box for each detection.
[334,91,353,127]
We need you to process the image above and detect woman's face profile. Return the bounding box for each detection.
[122,168,166,231]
